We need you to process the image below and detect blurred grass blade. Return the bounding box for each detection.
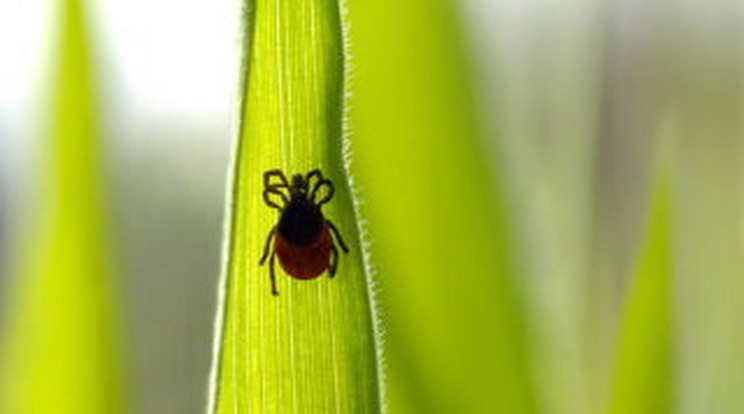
[208,0,381,412]
[606,161,672,414]
[669,14,744,413]
[346,0,536,413]
[0,0,124,412]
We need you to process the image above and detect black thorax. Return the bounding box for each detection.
[278,195,325,246]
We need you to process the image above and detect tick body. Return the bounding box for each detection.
[259,169,349,296]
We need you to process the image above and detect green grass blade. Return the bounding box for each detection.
[606,162,672,414]
[670,22,744,413]
[208,0,381,412]
[345,1,536,413]
[0,0,124,412]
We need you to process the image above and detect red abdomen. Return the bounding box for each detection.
[274,226,332,279]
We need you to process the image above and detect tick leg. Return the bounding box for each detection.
[311,179,334,206]
[305,169,335,205]
[264,169,289,188]
[328,244,339,278]
[326,220,349,253]
[306,169,324,187]
[263,186,288,209]
[306,170,330,204]
[259,226,276,265]
[269,250,278,296]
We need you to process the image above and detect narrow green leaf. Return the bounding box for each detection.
[668,20,744,413]
[606,162,672,414]
[208,0,381,412]
[0,0,124,412]
[345,1,536,413]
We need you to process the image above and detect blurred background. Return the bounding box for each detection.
[0,0,742,413]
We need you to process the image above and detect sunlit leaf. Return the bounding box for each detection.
[0,0,125,412]
[207,0,382,412]
[606,160,672,414]
[345,0,536,412]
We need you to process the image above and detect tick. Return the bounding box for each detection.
[259,169,349,296]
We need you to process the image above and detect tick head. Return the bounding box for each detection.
[290,174,308,196]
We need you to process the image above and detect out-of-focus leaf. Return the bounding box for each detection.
[0,0,124,412]
[207,0,382,412]
[669,16,744,412]
[345,0,536,413]
[606,161,672,414]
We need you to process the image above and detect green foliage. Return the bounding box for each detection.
[4,1,740,413]
[0,0,124,412]
[345,0,536,412]
[208,0,381,412]
[606,162,672,414]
